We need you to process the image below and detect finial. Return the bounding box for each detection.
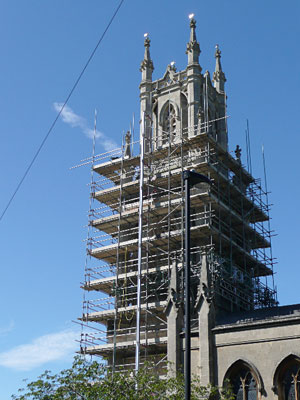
[188,13,195,27]
[170,61,176,72]
[214,44,223,71]
[213,44,226,91]
[186,13,200,65]
[140,33,154,75]
[188,13,197,42]
[215,44,221,59]
[143,33,150,50]
[143,33,150,48]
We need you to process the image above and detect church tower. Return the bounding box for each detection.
[147,17,227,152]
[80,17,276,385]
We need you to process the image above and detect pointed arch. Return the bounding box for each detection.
[180,93,188,136]
[223,359,264,400]
[273,354,300,399]
[152,100,158,149]
[159,101,179,144]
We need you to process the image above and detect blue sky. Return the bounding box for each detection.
[0,0,299,398]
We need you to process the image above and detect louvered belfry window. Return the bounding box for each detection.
[162,103,176,143]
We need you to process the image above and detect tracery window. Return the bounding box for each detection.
[275,356,300,400]
[282,365,300,400]
[162,103,176,143]
[232,368,258,400]
[224,360,260,400]
[180,93,188,135]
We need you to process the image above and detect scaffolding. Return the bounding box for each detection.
[76,116,277,371]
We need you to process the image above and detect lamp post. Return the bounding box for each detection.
[182,170,212,400]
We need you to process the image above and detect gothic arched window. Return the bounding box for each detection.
[274,355,300,400]
[224,360,261,400]
[282,364,300,400]
[162,102,176,144]
[232,368,258,400]
[152,101,158,149]
[180,93,188,136]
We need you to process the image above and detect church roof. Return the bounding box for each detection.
[214,303,300,331]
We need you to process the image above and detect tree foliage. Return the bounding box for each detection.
[12,356,234,400]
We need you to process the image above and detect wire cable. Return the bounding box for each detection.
[0,0,125,222]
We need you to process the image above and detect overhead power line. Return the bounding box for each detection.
[0,0,125,223]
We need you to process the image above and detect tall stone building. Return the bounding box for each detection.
[80,18,300,400]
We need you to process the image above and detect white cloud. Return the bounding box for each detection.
[53,102,117,151]
[0,320,15,336]
[0,329,78,371]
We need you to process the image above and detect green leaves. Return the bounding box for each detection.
[12,356,233,400]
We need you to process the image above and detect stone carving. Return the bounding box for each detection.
[140,37,154,72]
[235,144,242,163]
[124,131,131,158]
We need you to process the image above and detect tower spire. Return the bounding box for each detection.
[213,44,226,93]
[140,34,154,81]
[186,15,201,66]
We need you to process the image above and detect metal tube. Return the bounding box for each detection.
[135,111,145,375]
[184,174,191,400]
[183,170,211,400]
[112,127,125,372]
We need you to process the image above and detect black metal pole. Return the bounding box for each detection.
[183,170,211,400]
[184,174,191,400]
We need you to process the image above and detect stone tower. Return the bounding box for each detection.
[80,18,276,385]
